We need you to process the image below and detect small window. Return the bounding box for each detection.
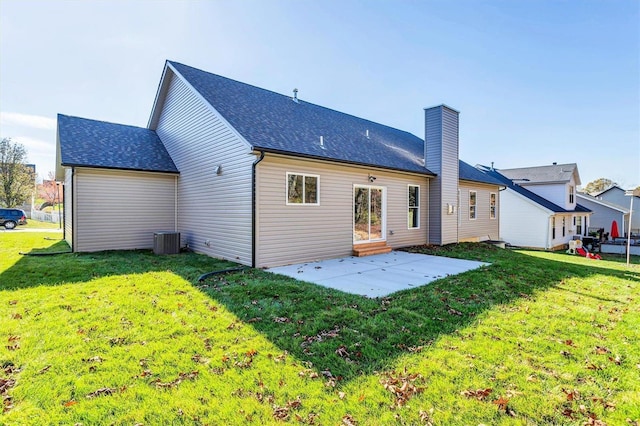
[569,185,575,204]
[552,217,556,239]
[286,173,319,205]
[562,217,566,237]
[469,191,477,220]
[490,193,497,219]
[576,216,582,235]
[408,185,420,229]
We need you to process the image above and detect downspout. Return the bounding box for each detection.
[252,151,265,268]
[61,182,66,241]
[71,167,75,252]
[174,176,178,232]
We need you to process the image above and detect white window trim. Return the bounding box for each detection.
[408,184,420,229]
[469,190,477,220]
[490,192,497,220]
[285,172,320,206]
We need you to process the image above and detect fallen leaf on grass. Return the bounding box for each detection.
[86,387,117,398]
[11,313,22,319]
[272,398,302,421]
[335,345,350,358]
[380,369,424,407]
[342,414,357,425]
[595,346,610,355]
[83,356,104,363]
[274,317,291,323]
[63,400,77,407]
[38,365,51,375]
[608,356,622,365]
[586,363,602,371]
[153,371,199,389]
[461,388,493,400]
[493,396,516,416]
[564,339,576,347]
[5,344,19,351]
[562,388,579,401]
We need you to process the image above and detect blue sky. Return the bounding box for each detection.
[1,0,638,187]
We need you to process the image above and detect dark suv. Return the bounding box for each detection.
[0,208,28,229]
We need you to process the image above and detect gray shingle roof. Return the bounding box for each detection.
[481,166,590,213]
[57,114,178,173]
[499,163,577,184]
[169,61,434,175]
[458,161,504,186]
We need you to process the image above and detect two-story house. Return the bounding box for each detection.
[480,163,591,250]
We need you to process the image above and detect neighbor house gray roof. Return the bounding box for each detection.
[167,61,434,175]
[57,114,178,173]
[499,163,579,185]
[481,166,590,214]
[576,192,629,213]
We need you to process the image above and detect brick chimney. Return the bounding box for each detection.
[425,105,460,245]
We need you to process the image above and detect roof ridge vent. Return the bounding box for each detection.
[292,88,299,103]
[366,129,370,139]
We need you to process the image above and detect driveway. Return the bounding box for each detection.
[267,251,489,298]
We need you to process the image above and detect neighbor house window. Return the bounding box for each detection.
[469,191,477,220]
[569,185,575,204]
[286,173,319,205]
[562,217,566,237]
[576,216,582,235]
[490,193,497,219]
[552,217,556,239]
[408,185,420,229]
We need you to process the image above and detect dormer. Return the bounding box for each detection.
[498,163,581,210]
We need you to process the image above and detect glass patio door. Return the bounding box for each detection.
[353,185,385,243]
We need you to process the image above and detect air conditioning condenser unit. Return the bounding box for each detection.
[153,231,181,255]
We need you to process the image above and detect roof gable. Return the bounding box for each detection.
[57,114,178,173]
[166,61,433,175]
[499,163,580,186]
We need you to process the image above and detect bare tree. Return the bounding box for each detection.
[0,137,35,207]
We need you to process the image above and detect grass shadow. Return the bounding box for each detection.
[192,243,638,383]
[2,236,637,386]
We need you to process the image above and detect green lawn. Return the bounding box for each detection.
[22,218,62,230]
[1,233,638,425]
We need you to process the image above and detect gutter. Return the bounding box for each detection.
[251,151,265,268]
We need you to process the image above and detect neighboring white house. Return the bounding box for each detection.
[593,185,640,235]
[480,163,591,250]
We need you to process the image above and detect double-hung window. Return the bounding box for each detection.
[576,216,582,235]
[469,191,477,220]
[408,185,420,229]
[286,173,319,205]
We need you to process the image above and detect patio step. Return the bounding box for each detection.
[353,242,392,257]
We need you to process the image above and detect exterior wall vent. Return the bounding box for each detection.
[154,231,181,255]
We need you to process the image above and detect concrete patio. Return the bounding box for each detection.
[267,251,489,298]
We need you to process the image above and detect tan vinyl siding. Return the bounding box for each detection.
[458,181,500,242]
[256,155,429,268]
[154,70,255,265]
[74,168,176,252]
[64,168,73,249]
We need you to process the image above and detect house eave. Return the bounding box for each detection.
[252,147,436,177]
[61,163,180,175]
